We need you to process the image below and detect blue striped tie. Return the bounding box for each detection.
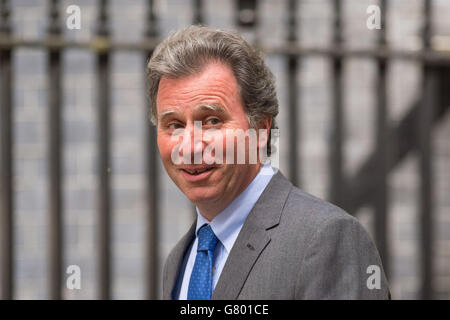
[187,224,218,300]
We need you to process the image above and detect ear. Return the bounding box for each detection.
[257,116,272,149]
[263,116,272,131]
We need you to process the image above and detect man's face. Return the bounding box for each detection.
[156,61,263,216]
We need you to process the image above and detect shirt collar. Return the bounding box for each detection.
[195,163,274,253]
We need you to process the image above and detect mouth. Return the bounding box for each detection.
[182,167,214,175]
[179,166,218,182]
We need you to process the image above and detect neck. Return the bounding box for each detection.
[196,163,263,221]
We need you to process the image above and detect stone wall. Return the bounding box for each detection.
[4,0,450,299]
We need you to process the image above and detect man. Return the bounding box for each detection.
[147,25,390,299]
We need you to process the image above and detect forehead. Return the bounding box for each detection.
[156,61,241,113]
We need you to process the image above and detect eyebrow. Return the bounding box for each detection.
[158,104,226,122]
[158,110,175,122]
[196,103,226,115]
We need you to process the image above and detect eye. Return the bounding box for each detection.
[168,122,184,130]
[205,117,221,126]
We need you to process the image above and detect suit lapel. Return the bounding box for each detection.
[163,221,196,300]
[212,172,292,299]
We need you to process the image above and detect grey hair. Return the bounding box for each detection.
[147,25,278,155]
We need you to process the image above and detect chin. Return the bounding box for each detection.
[184,187,221,205]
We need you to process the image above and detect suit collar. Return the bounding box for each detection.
[249,170,292,230]
[212,171,292,299]
[163,221,196,300]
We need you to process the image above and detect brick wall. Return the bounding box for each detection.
[5,0,449,299]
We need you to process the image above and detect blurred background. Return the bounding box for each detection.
[0,0,449,300]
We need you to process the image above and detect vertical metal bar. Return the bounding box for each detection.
[419,67,436,300]
[191,0,203,219]
[0,0,14,300]
[420,0,434,300]
[144,0,159,300]
[329,0,344,207]
[374,0,389,280]
[96,0,111,300]
[287,0,299,187]
[193,0,203,25]
[47,0,63,300]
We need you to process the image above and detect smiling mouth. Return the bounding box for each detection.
[182,167,215,175]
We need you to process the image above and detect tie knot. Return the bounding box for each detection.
[197,224,218,252]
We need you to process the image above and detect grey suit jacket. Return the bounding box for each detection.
[162,171,390,299]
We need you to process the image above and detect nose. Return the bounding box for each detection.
[179,121,205,164]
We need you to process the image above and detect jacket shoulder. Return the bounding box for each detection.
[281,185,358,231]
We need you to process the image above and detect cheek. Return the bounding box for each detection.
[157,135,173,160]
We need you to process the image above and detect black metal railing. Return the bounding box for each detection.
[0,0,449,300]
[0,0,13,301]
[47,0,63,300]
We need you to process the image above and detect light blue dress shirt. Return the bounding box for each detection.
[175,163,274,300]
